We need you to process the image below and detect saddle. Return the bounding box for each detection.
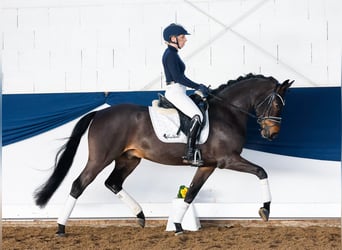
[148,93,210,144]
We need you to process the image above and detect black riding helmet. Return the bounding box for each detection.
[163,23,190,48]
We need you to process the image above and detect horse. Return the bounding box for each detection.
[34,73,293,236]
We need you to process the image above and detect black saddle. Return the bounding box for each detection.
[157,93,208,136]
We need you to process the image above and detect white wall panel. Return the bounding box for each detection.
[81,48,97,70]
[34,70,65,93]
[18,8,49,30]
[1,9,18,32]
[128,67,159,90]
[68,29,98,50]
[49,7,81,30]
[49,49,81,71]
[143,2,177,26]
[241,44,263,75]
[2,49,18,72]
[176,2,210,26]
[327,40,341,84]
[3,30,34,50]
[65,71,81,91]
[97,69,129,91]
[1,0,341,91]
[145,46,164,69]
[3,70,35,93]
[18,49,50,71]
[96,48,114,70]
[34,29,67,50]
[79,6,106,29]
[189,23,213,52]
[80,69,98,91]
[208,0,248,26]
[97,28,129,49]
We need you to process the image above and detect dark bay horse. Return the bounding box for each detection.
[34,74,293,236]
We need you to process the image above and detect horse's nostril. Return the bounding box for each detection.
[270,133,278,140]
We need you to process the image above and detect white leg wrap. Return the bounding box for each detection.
[116,189,142,216]
[173,200,190,223]
[57,195,77,225]
[260,178,272,203]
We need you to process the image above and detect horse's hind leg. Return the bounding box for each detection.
[104,154,145,227]
[56,160,107,236]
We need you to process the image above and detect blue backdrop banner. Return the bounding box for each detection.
[2,87,341,161]
[2,93,105,146]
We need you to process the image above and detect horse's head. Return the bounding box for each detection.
[254,79,294,140]
[209,74,293,140]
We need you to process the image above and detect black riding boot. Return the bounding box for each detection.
[182,115,203,166]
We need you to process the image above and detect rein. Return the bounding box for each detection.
[208,92,257,119]
[208,91,285,123]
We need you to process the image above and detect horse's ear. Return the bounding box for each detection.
[278,79,293,95]
[282,79,294,89]
[285,79,294,86]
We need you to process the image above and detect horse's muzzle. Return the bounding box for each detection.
[260,120,281,141]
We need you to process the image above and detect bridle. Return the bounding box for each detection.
[255,92,285,125]
[208,88,285,125]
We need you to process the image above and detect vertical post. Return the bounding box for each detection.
[340,53,342,244]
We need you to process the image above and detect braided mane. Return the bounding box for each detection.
[210,73,278,97]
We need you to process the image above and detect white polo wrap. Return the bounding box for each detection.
[260,178,272,202]
[57,195,77,225]
[173,200,190,223]
[116,189,142,215]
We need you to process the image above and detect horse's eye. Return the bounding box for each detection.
[273,102,280,110]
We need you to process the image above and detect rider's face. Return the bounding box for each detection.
[176,34,187,48]
[171,34,187,49]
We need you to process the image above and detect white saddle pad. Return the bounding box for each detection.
[148,100,209,144]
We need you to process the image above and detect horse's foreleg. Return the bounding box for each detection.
[104,155,145,227]
[173,166,215,235]
[223,156,271,222]
[258,178,271,221]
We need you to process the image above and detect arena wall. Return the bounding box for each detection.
[1,0,341,220]
[2,0,341,93]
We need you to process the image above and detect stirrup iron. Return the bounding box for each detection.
[192,148,203,166]
[182,148,203,166]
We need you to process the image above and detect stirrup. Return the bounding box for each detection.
[182,149,203,167]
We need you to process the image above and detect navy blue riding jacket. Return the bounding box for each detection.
[162,45,201,89]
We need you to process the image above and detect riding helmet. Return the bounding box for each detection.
[163,23,190,42]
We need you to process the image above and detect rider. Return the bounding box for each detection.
[162,23,210,167]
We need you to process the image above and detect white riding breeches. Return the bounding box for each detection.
[165,83,203,122]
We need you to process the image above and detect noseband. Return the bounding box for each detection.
[256,92,285,125]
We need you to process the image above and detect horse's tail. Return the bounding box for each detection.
[34,111,97,208]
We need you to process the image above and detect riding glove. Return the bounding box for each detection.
[197,84,210,98]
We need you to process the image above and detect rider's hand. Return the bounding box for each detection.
[197,84,210,98]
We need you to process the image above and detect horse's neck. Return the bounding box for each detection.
[221,80,272,109]
[221,84,253,109]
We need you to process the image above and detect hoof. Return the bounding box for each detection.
[136,211,145,228]
[175,231,184,236]
[258,207,270,222]
[56,224,66,237]
[174,223,184,236]
[137,218,145,228]
[55,231,66,237]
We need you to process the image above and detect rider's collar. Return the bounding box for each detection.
[167,44,179,52]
